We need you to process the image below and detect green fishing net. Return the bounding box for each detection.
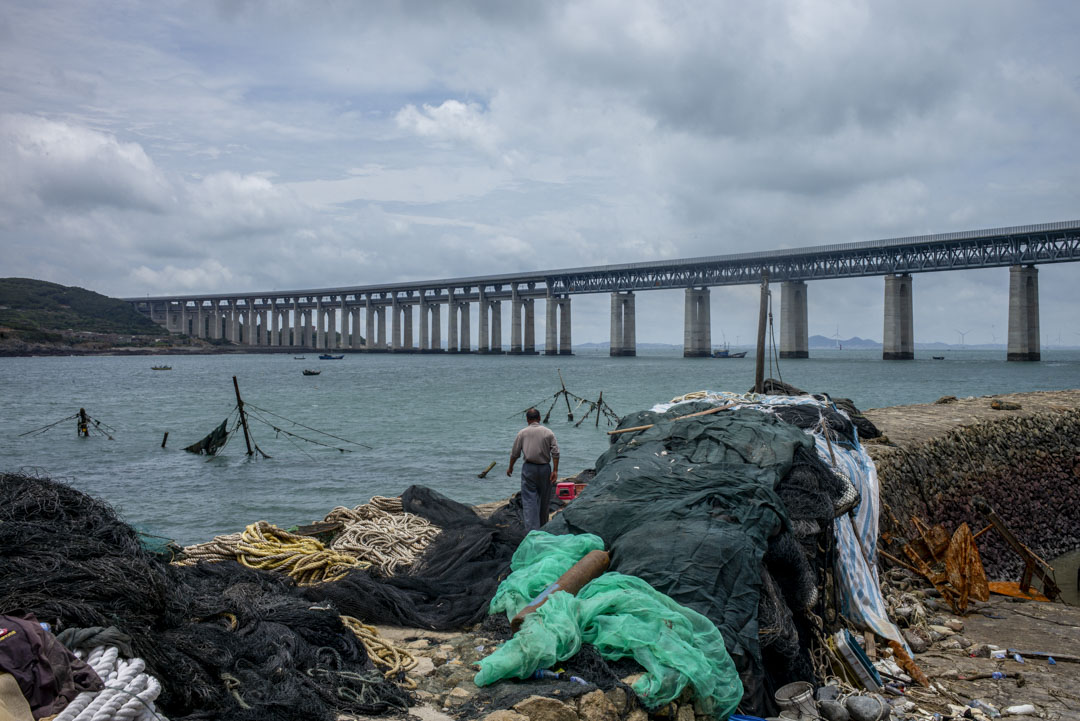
[488,530,605,620]
[476,533,743,719]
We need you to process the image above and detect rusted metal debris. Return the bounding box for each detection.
[892,517,989,615]
[972,496,1062,601]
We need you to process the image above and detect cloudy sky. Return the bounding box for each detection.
[2,1,1078,346]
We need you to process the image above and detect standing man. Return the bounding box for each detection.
[507,408,560,531]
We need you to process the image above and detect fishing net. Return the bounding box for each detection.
[542,404,857,716]
[304,485,530,630]
[183,417,231,455]
[0,472,413,721]
[752,379,881,439]
[476,570,743,718]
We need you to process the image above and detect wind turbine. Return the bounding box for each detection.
[955,329,970,346]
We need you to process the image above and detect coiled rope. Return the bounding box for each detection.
[54,646,166,721]
[235,521,365,585]
[340,616,418,687]
[175,496,440,582]
[174,521,367,585]
[325,499,439,576]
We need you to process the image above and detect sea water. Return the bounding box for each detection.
[1,348,1078,546]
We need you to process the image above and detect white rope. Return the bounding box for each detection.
[54,645,167,721]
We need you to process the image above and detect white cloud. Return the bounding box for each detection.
[0,114,173,212]
[0,0,1078,344]
[396,100,503,156]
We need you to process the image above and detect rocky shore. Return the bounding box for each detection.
[863,390,1080,578]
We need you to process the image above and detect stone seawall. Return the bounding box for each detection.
[863,390,1080,579]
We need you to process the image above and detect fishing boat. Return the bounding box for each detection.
[318,354,344,360]
[151,365,172,370]
[302,369,321,376]
[932,356,945,360]
[294,356,306,360]
[711,345,747,359]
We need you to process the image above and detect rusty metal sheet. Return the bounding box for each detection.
[945,522,990,609]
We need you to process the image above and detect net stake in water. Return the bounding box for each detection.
[754,270,770,393]
[233,375,254,456]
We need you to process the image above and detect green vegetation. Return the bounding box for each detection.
[0,278,162,335]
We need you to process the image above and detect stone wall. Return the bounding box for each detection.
[867,407,1080,579]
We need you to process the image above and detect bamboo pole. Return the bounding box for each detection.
[233,376,254,456]
[558,369,573,421]
[607,403,733,436]
[754,271,769,393]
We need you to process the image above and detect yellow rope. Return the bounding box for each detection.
[236,521,367,585]
[340,616,418,688]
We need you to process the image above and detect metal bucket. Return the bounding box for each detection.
[774,681,818,720]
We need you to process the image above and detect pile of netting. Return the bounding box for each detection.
[176,494,441,582]
[303,486,532,629]
[542,385,894,718]
[0,472,413,720]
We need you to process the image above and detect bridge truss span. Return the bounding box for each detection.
[547,220,1080,294]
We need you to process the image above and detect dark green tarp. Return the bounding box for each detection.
[544,404,815,713]
[183,419,230,455]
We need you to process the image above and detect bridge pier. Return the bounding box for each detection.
[392,298,402,351]
[479,296,503,353]
[779,281,809,358]
[1007,265,1040,361]
[683,288,711,357]
[510,291,538,354]
[447,299,470,352]
[609,292,636,356]
[883,274,914,360]
[545,294,572,355]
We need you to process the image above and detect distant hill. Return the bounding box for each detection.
[809,334,880,349]
[0,278,162,335]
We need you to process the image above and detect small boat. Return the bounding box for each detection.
[302,369,321,376]
[932,356,945,360]
[151,365,172,370]
[294,356,306,360]
[318,354,345,360]
[711,346,747,358]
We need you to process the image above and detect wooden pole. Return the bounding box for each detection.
[477,461,497,478]
[558,368,573,421]
[595,391,603,428]
[161,431,169,448]
[754,271,769,393]
[233,376,254,456]
[607,403,733,435]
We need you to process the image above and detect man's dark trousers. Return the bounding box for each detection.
[520,461,552,531]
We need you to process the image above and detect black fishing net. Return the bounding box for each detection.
[183,417,232,455]
[752,379,881,439]
[460,643,644,720]
[544,403,856,717]
[0,472,412,720]
[305,486,529,631]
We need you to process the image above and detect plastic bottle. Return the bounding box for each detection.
[531,669,560,681]
[969,699,1001,718]
[568,676,588,685]
[1004,704,1036,716]
[39,622,50,632]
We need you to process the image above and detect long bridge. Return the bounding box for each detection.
[129,219,1080,361]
